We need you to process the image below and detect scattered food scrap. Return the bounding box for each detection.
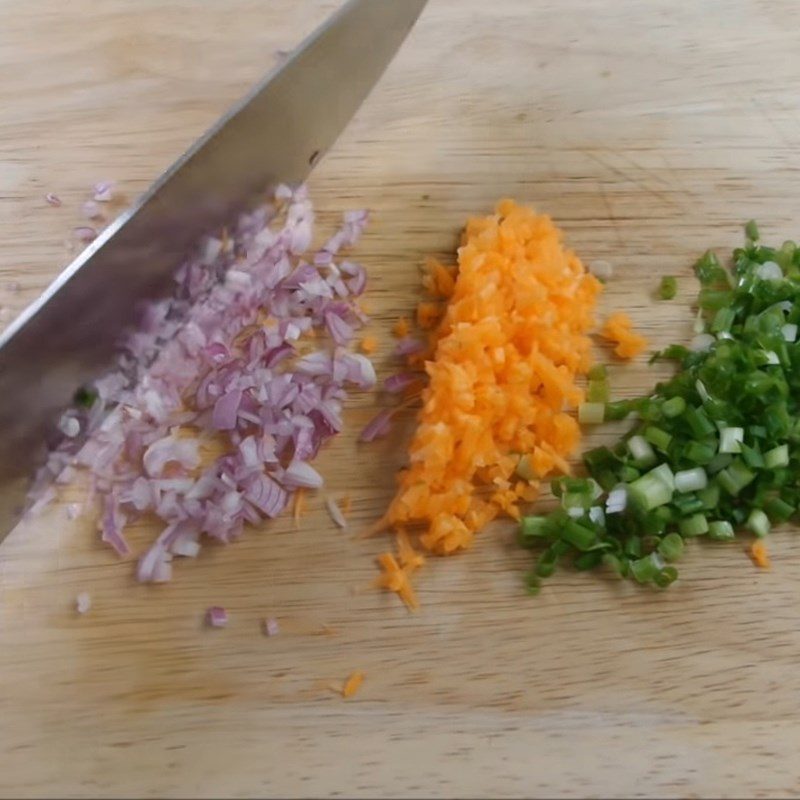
[206,606,228,628]
[262,617,280,636]
[75,591,91,614]
[341,670,364,698]
[601,312,648,359]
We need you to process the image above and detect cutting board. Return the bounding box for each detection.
[2,1,800,796]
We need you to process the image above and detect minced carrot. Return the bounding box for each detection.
[421,256,457,299]
[361,335,378,354]
[416,302,443,330]
[601,312,648,359]
[749,540,770,569]
[375,553,418,610]
[393,317,410,338]
[375,199,602,605]
[293,488,305,526]
[342,671,365,698]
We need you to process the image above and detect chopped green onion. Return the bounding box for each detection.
[578,402,605,425]
[745,509,770,539]
[684,440,717,465]
[519,516,549,546]
[673,493,704,515]
[719,427,744,454]
[685,406,716,438]
[627,435,657,467]
[661,396,686,418]
[659,276,677,300]
[708,520,735,541]
[524,571,541,595]
[657,532,684,562]
[561,520,597,551]
[764,496,794,522]
[644,426,672,452]
[604,400,634,421]
[745,220,760,242]
[517,225,800,593]
[630,552,663,584]
[764,444,789,469]
[650,463,676,491]
[680,513,709,537]
[697,484,720,510]
[717,460,755,496]
[654,566,679,588]
[674,467,708,493]
[587,379,610,403]
[629,467,673,511]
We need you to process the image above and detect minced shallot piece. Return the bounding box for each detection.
[262,617,280,637]
[28,185,373,584]
[325,495,347,529]
[205,606,228,627]
[76,591,91,614]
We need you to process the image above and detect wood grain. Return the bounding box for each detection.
[2,0,800,797]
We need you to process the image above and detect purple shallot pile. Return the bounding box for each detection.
[31,185,373,582]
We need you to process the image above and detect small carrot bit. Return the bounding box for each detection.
[360,335,378,354]
[341,494,352,515]
[396,530,425,574]
[293,488,305,526]
[376,553,418,610]
[421,256,457,299]
[601,312,648,359]
[416,301,443,331]
[342,671,365,698]
[749,540,770,569]
[393,317,410,338]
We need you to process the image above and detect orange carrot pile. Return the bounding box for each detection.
[376,200,603,606]
[601,312,648,359]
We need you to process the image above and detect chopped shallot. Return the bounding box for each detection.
[205,606,228,627]
[28,185,373,584]
[262,617,280,637]
[74,226,97,243]
[45,193,62,207]
[360,408,394,442]
[76,591,91,614]
[93,180,114,202]
[325,495,347,529]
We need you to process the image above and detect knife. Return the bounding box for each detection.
[0,0,427,540]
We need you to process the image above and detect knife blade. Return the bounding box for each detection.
[0,0,427,540]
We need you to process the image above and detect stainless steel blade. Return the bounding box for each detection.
[0,0,427,539]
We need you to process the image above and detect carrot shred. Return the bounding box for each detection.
[393,317,410,338]
[376,552,418,610]
[376,200,602,605]
[749,540,770,569]
[341,494,352,515]
[416,302,443,331]
[293,488,305,526]
[601,312,648,359]
[361,335,378,354]
[342,670,365,698]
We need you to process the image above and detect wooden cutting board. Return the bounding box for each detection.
[2,1,800,796]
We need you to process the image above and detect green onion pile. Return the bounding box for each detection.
[520,222,800,591]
